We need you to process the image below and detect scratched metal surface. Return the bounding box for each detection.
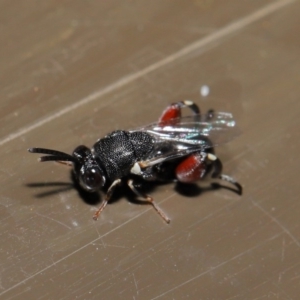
[0,0,299,299]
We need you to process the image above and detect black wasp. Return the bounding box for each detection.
[28,100,242,223]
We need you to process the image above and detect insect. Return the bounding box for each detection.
[28,100,242,223]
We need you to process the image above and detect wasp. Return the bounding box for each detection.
[28,100,242,223]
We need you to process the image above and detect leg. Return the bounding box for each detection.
[175,152,208,183]
[207,153,243,195]
[93,179,121,221]
[159,100,200,125]
[159,100,215,125]
[205,109,214,121]
[127,179,170,223]
[175,152,242,195]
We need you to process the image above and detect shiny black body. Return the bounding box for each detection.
[93,130,154,182]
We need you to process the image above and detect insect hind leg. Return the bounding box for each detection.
[175,152,242,195]
[159,100,200,124]
[175,152,209,183]
[159,100,215,125]
[207,153,243,195]
[205,109,215,121]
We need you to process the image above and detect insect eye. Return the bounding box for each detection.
[80,168,104,191]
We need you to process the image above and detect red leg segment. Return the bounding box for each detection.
[159,100,200,125]
[176,152,243,194]
[159,103,182,125]
[175,153,207,183]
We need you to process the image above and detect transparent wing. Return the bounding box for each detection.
[133,112,239,147]
[130,112,240,167]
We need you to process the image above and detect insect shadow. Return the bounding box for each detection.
[26,171,100,205]
[175,181,241,198]
[26,169,241,211]
[26,171,159,207]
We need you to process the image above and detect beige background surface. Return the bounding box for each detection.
[0,1,299,299]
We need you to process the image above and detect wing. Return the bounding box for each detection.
[133,112,239,146]
[131,112,240,168]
